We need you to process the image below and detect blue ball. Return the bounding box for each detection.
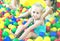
[39,32,45,37]
[3,36,11,41]
[45,19,49,22]
[20,40,24,41]
[2,11,5,15]
[22,21,27,25]
[11,16,16,22]
[6,7,11,12]
[55,18,58,23]
[50,32,56,37]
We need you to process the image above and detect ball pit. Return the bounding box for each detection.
[0,0,60,41]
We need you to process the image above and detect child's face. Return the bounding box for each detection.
[45,0,52,6]
[31,6,42,20]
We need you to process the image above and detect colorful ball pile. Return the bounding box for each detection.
[0,1,60,41]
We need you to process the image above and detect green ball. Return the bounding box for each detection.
[4,22,10,27]
[10,10,16,16]
[0,14,2,17]
[51,37,56,41]
[13,22,18,26]
[45,33,50,36]
[2,31,9,37]
[13,38,19,41]
[26,6,31,9]
[12,28,17,33]
[20,4,23,7]
[28,23,33,27]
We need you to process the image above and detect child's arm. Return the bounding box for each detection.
[41,8,53,20]
[18,8,31,18]
[14,18,33,37]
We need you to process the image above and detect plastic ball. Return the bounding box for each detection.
[0,36,3,41]
[9,34,15,39]
[20,40,24,41]
[51,20,55,24]
[3,28,11,33]
[55,17,58,23]
[8,24,16,30]
[46,26,50,32]
[49,17,54,22]
[11,16,16,21]
[45,33,50,36]
[8,15,12,19]
[2,11,5,15]
[2,31,9,37]
[51,36,56,41]
[16,18,20,22]
[0,30,2,36]
[50,32,56,37]
[0,24,4,29]
[11,27,17,33]
[10,10,16,16]
[46,22,51,26]
[13,38,19,41]
[27,39,33,41]
[54,39,59,41]
[4,13,10,17]
[24,38,29,41]
[20,7,23,12]
[22,8,27,12]
[13,22,18,26]
[35,36,43,41]
[39,32,45,37]
[57,31,60,37]
[3,36,11,41]
[57,28,60,31]
[26,6,31,9]
[51,27,57,32]
[43,36,50,41]
[6,7,11,12]
[22,21,27,25]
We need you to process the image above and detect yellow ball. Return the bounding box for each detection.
[27,39,33,41]
[4,13,10,17]
[0,24,4,29]
[8,24,16,30]
[0,18,3,22]
[43,36,50,41]
[49,17,54,22]
[3,28,11,33]
[1,8,6,11]
[18,21,22,25]
[0,9,2,12]
[22,8,27,12]
[9,34,15,39]
[55,12,59,16]
[35,36,43,41]
[57,28,60,31]
[46,22,51,26]
[51,27,57,32]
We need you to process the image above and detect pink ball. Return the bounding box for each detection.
[57,31,60,37]
[0,30,2,36]
[46,26,50,32]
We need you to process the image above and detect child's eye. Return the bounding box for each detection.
[33,11,35,13]
[37,12,39,14]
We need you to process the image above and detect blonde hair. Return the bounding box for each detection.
[32,3,44,11]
